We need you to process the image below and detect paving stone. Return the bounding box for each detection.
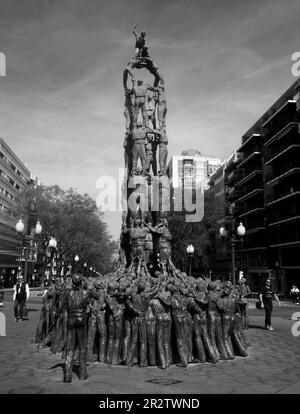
[1,301,300,393]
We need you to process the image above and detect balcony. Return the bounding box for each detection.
[266,167,300,187]
[268,220,300,247]
[262,100,298,139]
[244,213,265,228]
[236,188,264,203]
[265,144,300,166]
[245,226,266,235]
[227,187,242,201]
[266,173,300,204]
[266,190,300,207]
[269,215,300,228]
[237,175,264,195]
[237,157,263,182]
[265,158,300,183]
[267,196,300,225]
[237,151,262,168]
[237,133,261,153]
[239,207,265,218]
[235,170,262,187]
[225,170,235,185]
[264,121,299,148]
[242,232,267,250]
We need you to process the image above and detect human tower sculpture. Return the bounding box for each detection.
[36,27,249,382]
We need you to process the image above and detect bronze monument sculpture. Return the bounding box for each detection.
[35,26,250,381]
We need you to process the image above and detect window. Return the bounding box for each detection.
[184,176,194,188]
[183,160,194,175]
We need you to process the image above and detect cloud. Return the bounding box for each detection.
[0,0,300,238]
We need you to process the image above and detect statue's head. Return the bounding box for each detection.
[208,281,217,292]
[134,217,141,227]
[197,280,207,293]
[108,281,117,294]
[141,31,146,38]
[72,273,83,288]
[137,279,146,292]
[94,279,103,290]
[223,281,233,296]
[154,270,161,279]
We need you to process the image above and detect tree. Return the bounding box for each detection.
[16,185,117,275]
[168,189,225,275]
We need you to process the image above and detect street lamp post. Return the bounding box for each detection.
[74,255,79,273]
[15,219,42,283]
[219,222,246,285]
[67,264,72,276]
[186,244,194,277]
[48,237,57,285]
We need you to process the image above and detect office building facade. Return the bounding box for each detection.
[205,79,300,293]
[0,138,34,287]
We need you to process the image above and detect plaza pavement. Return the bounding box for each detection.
[0,300,300,394]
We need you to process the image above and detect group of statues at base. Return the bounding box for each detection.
[35,264,250,383]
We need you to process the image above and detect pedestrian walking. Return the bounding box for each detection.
[13,275,30,321]
[290,285,300,304]
[259,278,281,331]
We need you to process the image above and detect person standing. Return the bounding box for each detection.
[290,285,300,304]
[259,278,281,331]
[13,275,30,321]
[0,273,4,308]
[237,276,251,329]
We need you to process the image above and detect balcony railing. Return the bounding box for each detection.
[265,158,300,183]
[266,190,300,207]
[236,188,264,203]
[265,144,300,166]
[235,170,262,187]
[267,197,300,224]
[238,133,261,152]
[237,151,262,168]
[264,121,299,147]
[262,100,297,133]
[268,215,300,228]
[268,221,300,246]
[266,167,300,187]
[239,207,265,218]
[227,188,242,201]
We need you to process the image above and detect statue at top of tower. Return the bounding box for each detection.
[133,25,147,59]
[123,26,164,92]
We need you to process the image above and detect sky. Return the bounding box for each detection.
[0,0,300,239]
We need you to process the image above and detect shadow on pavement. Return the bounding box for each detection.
[248,324,266,330]
[49,361,83,381]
